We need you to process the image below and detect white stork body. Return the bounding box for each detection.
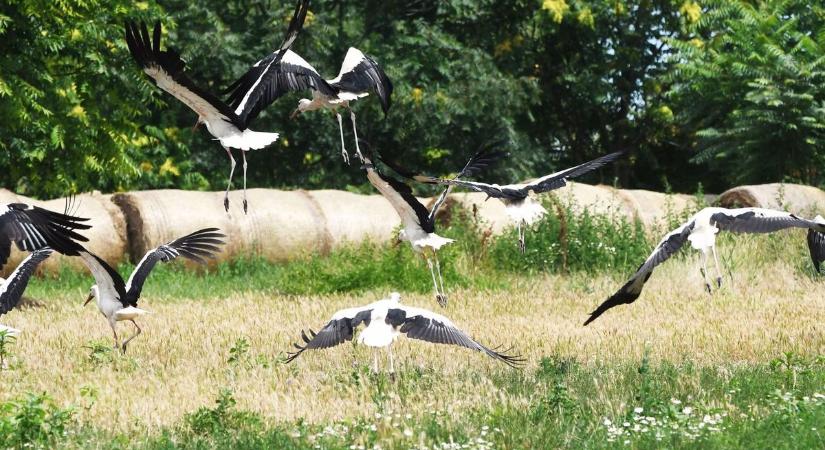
[80,228,224,352]
[286,292,522,374]
[584,207,825,325]
[125,1,309,213]
[421,151,624,253]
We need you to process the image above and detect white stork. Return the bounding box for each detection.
[362,148,503,307]
[418,151,625,253]
[0,202,90,268]
[123,0,309,213]
[285,292,523,374]
[807,217,825,273]
[0,249,55,337]
[79,228,225,352]
[226,46,393,164]
[584,207,825,325]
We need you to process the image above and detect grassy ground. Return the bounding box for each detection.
[1,204,824,448]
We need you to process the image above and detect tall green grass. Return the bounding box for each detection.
[26,191,821,302]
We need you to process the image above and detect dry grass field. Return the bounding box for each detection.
[1,228,824,448]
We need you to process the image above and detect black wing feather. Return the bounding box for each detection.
[223,0,326,126]
[331,52,394,114]
[584,220,695,325]
[124,21,244,129]
[0,249,52,316]
[124,228,225,306]
[0,203,90,268]
[285,309,372,363]
[528,150,625,194]
[389,309,524,368]
[807,229,825,274]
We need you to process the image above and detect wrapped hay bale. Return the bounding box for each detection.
[718,183,825,215]
[306,190,401,248]
[0,189,127,276]
[112,188,406,264]
[616,189,700,227]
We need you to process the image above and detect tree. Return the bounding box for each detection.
[668,0,825,188]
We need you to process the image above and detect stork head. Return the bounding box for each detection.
[84,285,99,307]
[290,99,313,119]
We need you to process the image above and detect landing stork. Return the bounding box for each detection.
[285,292,523,374]
[584,207,825,325]
[124,0,309,213]
[362,147,503,307]
[79,228,225,352]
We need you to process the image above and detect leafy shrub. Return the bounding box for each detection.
[0,393,75,449]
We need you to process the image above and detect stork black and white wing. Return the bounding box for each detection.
[0,249,53,316]
[0,203,90,268]
[228,50,337,126]
[584,220,696,325]
[328,48,393,114]
[524,151,625,194]
[710,208,825,234]
[224,0,329,126]
[386,306,523,367]
[285,306,375,363]
[124,21,244,130]
[124,228,225,306]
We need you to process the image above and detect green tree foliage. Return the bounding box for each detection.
[667,0,825,188]
[1,1,823,197]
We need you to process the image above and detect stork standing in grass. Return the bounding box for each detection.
[584,207,825,325]
[0,249,55,337]
[418,151,625,253]
[362,147,504,307]
[226,45,393,164]
[124,0,309,213]
[285,292,523,375]
[79,228,225,352]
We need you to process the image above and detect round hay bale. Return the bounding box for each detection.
[306,190,401,247]
[718,183,825,215]
[0,189,127,276]
[617,189,700,227]
[112,188,407,265]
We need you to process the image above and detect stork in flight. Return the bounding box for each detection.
[0,201,91,269]
[124,0,309,213]
[0,249,54,337]
[584,207,825,325]
[285,292,523,375]
[79,228,225,352]
[418,151,625,253]
[362,147,504,307]
[226,46,393,164]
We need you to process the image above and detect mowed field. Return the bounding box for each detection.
[1,231,825,448]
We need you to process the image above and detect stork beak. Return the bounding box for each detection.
[290,109,301,120]
[84,293,93,306]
